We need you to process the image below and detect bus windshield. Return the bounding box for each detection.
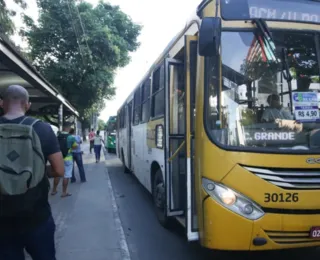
[221,0,320,24]
[206,30,320,153]
[106,119,117,134]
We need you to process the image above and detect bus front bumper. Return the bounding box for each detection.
[202,198,320,250]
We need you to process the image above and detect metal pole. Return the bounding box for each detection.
[58,104,63,131]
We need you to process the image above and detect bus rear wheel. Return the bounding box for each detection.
[153,169,171,228]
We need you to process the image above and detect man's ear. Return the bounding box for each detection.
[25,102,31,112]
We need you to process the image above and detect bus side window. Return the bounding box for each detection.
[151,63,165,118]
[133,87,141,125]
[141,77,151,123]
[170,63,185,135]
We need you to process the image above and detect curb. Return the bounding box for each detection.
[104,155,131,260]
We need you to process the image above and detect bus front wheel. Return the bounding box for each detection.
[153,169,171,228]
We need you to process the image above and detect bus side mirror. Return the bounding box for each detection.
[198,17,221,57]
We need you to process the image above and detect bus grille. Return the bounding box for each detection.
[244,166,320,190]
[265,230,317,245]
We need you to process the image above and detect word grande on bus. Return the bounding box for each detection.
[250,7,320,23]
[253,132,295,141]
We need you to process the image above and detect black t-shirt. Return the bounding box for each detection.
[0,116,61,236]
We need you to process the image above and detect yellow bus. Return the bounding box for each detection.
[117,0,320,251]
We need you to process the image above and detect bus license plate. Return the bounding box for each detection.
[310,227,320,239]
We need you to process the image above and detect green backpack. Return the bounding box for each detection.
[0,116,46,216]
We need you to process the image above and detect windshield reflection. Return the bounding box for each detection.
[206,31,320,152]
[106,121,117,133]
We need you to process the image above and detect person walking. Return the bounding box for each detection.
[70,128,87,183]
[51,122,78,197]
[0,85,64,259]
[88,128,95,154]
[93,130,104,163]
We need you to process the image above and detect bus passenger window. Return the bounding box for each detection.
[133,87,141,125]
[151,64,165,118]
[170,64,185,135]
[141,78,151,123]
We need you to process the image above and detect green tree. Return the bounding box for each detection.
[97,119,105,131]
[0,0,27,35]
[20,0,141,134]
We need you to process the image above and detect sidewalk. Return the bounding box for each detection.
[27,142,130,260]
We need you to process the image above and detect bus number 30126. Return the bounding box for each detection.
[264,193,299,203]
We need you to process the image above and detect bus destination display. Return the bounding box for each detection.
[221,0,320,24]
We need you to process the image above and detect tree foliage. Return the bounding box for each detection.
[97,119,105,131]
[0,0,27,35]
[20,0,141,123]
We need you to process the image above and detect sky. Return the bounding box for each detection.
[9,0,201,122]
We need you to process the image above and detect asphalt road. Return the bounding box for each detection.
[106,154,320,260]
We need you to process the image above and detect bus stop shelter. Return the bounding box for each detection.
[0,34,78,129]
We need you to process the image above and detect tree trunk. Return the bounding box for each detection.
[80,125,86,141]
[80,119,87,141]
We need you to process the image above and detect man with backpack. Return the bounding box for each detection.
[51,122,78,197]
[0,85,64,259]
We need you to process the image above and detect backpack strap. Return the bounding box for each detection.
[19,116,40,127]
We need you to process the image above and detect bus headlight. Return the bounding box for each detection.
[202,178,264,220]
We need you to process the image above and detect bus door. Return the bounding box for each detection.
[127,101,133,169]
[164,36,199,241]
[165,58,185,218]
[185,35,199,241]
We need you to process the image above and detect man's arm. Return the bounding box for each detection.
[35,122,64,177]
[77,135,83,144]
[47,153,64,177]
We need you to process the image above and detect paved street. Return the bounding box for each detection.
[24,143,320,260]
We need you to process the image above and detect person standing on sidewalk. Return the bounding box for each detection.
[70,128,87,183]
[89,128,95,154]
[51,123,78,197]
[93,130,104,163]
[0,85,64,259]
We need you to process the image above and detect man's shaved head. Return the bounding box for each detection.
[1,85,31,116]
[2,85,29,102]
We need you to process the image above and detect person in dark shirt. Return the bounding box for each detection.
[0,85,64,260]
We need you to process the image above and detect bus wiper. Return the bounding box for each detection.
[252,19,293,112]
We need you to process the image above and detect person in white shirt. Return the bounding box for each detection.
[261,94,293,122]
[93,130,104,163]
